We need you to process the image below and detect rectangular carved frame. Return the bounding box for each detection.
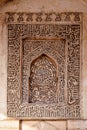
[7,12,82,119]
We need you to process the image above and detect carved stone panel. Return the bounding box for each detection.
[7,12,82,119]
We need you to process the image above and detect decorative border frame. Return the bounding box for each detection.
[7,12,82,119]
[6,12,81,23]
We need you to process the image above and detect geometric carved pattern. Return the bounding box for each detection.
[7,12,82,119]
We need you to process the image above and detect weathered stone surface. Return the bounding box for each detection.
[22,121,66,130]
[0,0,87,12]
[81,13,87,119]
[67,120,87,130]
[0,14,7,119]
[0,120,19,130]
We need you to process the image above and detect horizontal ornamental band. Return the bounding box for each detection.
[6,12,82,23]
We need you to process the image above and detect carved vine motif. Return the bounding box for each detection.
[7,12,81,119]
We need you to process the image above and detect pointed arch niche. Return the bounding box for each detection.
[29,54,58,104]
[22,39,66,105]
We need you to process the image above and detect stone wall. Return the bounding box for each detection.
[0,0,87,130]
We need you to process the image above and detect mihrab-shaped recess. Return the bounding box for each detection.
[29,54,58,104]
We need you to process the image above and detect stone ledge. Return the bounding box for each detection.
[0,120,19,130]
[22,121,66,130]
[67,120,87,130]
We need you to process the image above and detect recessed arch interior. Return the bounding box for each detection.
[29,53,58,104]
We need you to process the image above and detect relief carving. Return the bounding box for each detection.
[7,12,82,119]
[29,54,58,104]
[22,39,65,104]
[6,12,81,23]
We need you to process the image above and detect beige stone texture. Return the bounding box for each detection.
[22,121,66,130]
[81,13,87,119]
[0,0,87,12]
[67,120,87,130]
[0,120,19,130]
[0,13,7,119]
